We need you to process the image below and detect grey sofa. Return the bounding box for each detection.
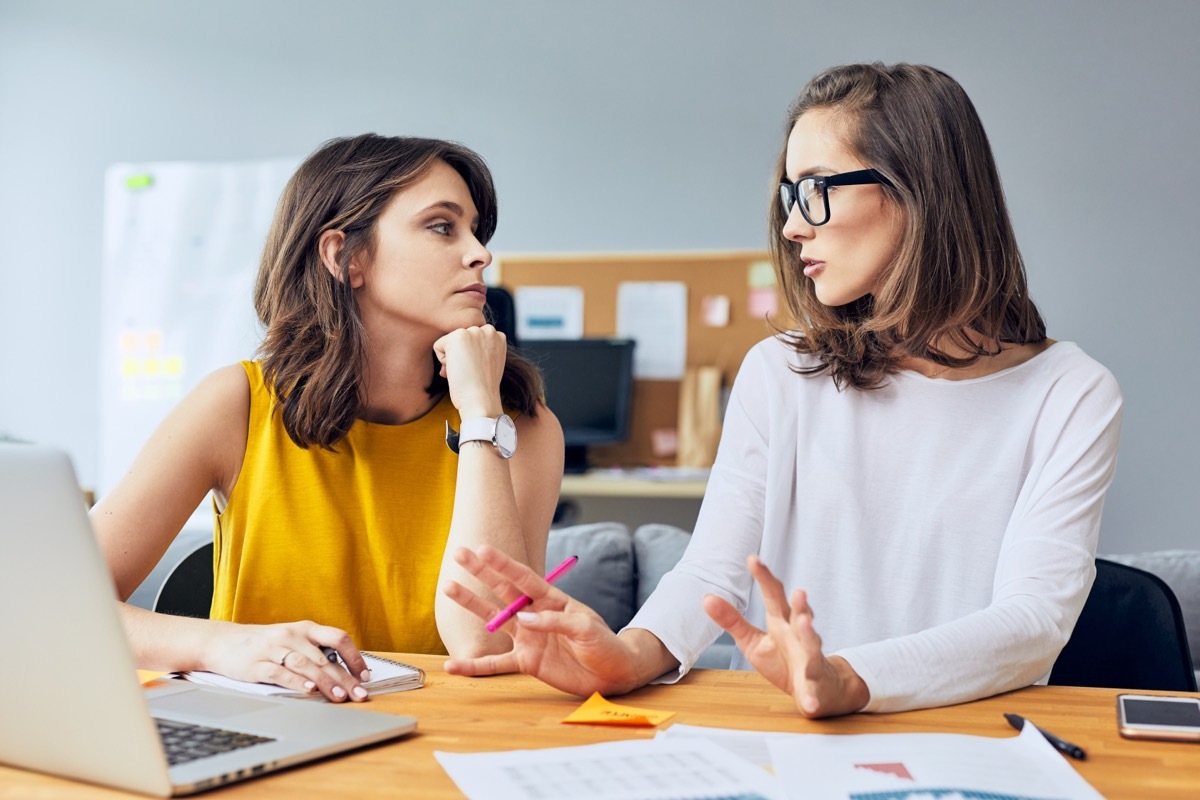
[546,522,736,669]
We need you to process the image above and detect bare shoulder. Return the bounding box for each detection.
[514,401,563,439]
[188,363,252,412]
[513,402,564,466]
[148,363,252,494]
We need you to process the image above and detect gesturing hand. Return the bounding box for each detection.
[703,555,870,718]
[442,545,645,697]
[202,620,371,703]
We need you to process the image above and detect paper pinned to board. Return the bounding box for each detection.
[515,286,584,340]
[617,281,687,379]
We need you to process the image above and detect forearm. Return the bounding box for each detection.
[837,599,1068,713]
[436,442,535,656]
[119,602,222,672]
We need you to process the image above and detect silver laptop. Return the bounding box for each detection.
[0,444,416,796]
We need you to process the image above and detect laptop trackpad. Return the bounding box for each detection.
[151,689,280,722]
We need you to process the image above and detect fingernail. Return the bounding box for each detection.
[332,686,347,699]
[304,681,316,691]
[353,686,368,699]
[516,611,537,623]
[361,670,372,682]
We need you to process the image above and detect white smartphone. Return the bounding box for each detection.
[1117,694,1200,742]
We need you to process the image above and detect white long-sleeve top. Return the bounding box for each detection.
[627,337,1123,712]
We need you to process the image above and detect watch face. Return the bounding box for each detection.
[494,414,517,458]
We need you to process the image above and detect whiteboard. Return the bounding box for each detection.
[98,158,298,525]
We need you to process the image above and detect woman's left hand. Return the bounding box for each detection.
[433,325,508,418]
[703,555,870,718]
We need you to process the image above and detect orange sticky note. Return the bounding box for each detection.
[137,670,170,686]
[562,692,676,727]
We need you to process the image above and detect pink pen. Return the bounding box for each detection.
[486,555,578,632]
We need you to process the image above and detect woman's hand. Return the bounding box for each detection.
[201,619,372,703]
[433,325,508,419]
[704,555,870,718]
[442,545,649,696]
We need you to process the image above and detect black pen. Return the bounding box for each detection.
[1004,713,1087,760]
[319,646,339,665]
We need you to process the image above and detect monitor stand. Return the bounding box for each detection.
[563,445,591,475]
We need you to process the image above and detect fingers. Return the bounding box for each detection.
[443,578,504,622]
[702,593,763,648]
[310,625,372,684]
[780,589,829,716]
[433,325,507,370]
[747,554,792,620]
[433,326,507,416]
[266,624,368,703]
[510,608,604,639]
[455,545,567,610]
[444,650,520,677]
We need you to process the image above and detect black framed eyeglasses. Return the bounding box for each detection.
[778,168,892,226]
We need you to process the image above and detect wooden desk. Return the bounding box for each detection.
[560,470,708,500]
[557,470,708,529]
[2,655,1197,798]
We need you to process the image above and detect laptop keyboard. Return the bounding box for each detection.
[155,718,275,767]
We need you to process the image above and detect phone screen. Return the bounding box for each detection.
[1122,697,1200,727]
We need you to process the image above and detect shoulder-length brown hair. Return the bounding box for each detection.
[769,62,1046,390]
[253,134,542,449]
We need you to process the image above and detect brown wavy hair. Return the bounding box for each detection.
[768,63,1046,390]
[253,134,542,449]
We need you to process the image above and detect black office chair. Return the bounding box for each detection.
[154,540,214,618]
[485,285,518,345]
[1049,558,1197,692]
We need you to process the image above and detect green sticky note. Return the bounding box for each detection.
[748,260,776,289]
[125,174,153,190]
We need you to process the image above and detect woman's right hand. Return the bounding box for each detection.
[442,545,648,696]
[200,619,372,703]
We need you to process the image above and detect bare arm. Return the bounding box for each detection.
[432,328,564,657]
[92,364,247,602]
[91,365,369,702]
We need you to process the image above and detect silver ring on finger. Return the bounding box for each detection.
[279,650,293,667]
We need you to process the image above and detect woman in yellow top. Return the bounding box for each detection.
[92,134,564,703]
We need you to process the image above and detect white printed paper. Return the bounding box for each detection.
[515,286,585,340]
[435,737,783,800]
[768,724,1103,800]
[616,281,687,379]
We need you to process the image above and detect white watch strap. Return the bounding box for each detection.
[458,417,497,444]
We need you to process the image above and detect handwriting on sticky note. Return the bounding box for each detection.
[562,692,676,727]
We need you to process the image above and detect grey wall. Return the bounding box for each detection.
[2,1,1197,552]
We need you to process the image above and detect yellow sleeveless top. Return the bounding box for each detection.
[211,361,460,654]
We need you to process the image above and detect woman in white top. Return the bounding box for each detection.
[442,62,1123,716]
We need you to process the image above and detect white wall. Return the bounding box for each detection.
[2,0,1197,552]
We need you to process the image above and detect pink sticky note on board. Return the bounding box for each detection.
[747,287,778,317]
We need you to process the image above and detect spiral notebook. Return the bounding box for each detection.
[179,652,425,699]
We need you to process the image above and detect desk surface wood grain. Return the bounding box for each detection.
[2,654,1197,798]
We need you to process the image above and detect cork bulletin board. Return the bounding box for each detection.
[495,251,783,467]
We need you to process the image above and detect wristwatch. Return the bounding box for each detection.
[445,414,517,459]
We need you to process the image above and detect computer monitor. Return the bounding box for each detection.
[519,338,636,473]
